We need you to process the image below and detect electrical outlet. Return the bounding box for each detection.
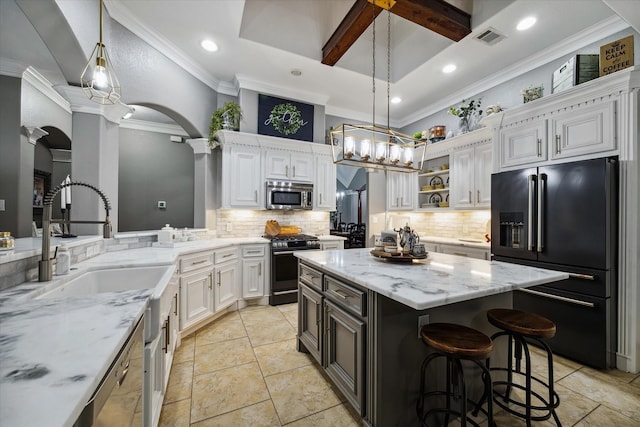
[417,314,430,338]
[226,223,233,232]
[158,201,166,209]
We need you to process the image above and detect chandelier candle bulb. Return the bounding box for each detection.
[360,139,372,161]
[375,141,387,162]
[344,136,355,158]
[403,147,413,166]
[389,144,401,164]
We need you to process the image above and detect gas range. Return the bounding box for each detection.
[268,234,320,251]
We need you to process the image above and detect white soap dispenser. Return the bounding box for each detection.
[56,244,70,275]
[158,224,175,244]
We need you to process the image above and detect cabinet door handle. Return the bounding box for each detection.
[162,319,168,353]
[320,193,322,205]
[286,165,289,177]
[258,263,262,276]
[468,191,472,204]
[254,190,258,202]
[568,272,596,281]
[518,288,595,308]
[217,270,221,286]
[537,138,542,157]
[555,135,561,154]
[208,276,212,289]
[453,252,468,257]
[330,288,349,300]
[477,190,480,204]
[173,293,178,316]
[293,165,296,177]
[192,259,207,265]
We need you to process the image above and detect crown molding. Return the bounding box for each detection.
[22,66,72,114]
[104,0,222,93]
[21,126,49,145]
[119,118,189,136]
[218,80,239,97]
[236,74,330,106]
[398,15,631,127]
[0,57,28,78]
[56,85,132,124]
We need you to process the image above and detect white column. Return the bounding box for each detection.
[57,86,130,235]
[186,138,216,231]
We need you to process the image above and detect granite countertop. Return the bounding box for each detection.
[295,248,568,310]
[0,236,271,427]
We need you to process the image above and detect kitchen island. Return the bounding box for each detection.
[294,248,569,426]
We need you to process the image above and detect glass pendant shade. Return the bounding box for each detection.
[80,0,121,105]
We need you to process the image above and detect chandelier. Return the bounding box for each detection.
[80,0,121,105]
[330,2,425,173]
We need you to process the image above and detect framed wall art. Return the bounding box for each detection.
[258,94,314,141]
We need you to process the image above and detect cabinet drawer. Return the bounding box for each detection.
[324,276,366,317]
[214,247,238,264]
[300,264,323,292]
[242,245,266,258]
[180,252,213,273]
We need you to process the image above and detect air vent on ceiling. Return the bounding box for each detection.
[475,27,506,46]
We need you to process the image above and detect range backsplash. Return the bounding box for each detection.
[384,211,491,241]
[215,210,330,238]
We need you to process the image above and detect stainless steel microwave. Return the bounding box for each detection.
[266,181,313,210]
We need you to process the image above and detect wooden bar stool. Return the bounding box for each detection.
[416,323,495,427]
[486,308,562,426]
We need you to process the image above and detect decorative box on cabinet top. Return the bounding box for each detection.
[552,55,600,94]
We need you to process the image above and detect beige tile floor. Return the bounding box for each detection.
[159,303,640,426]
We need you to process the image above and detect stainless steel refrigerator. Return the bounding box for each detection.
[491,157,617,368]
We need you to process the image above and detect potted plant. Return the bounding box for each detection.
[208,101,243,145]
[448,98,483,134]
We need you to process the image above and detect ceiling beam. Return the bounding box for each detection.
[390,0,471,42]
[321,0,382,66]
[322,0,471,67]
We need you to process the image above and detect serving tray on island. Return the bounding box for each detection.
[370,250,428,262]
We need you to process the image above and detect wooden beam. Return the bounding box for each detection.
[390,0,471,42]
[322,0,382,66]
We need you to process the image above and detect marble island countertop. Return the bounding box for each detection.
[295,248,568,310]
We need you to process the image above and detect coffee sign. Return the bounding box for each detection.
[600,35,634,76]
[258,94,314,141]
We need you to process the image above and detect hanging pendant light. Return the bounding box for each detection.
[80,0,121,105]
[330,2,424,173]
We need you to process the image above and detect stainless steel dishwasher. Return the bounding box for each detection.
[74,316,145,427]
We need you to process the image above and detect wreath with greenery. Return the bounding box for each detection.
[270,103,303,135]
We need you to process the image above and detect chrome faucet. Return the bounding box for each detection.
[39,181,113,282]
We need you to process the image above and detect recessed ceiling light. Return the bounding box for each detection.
[442,64,457,74]
[516,16,536,31]
[201,39,218,52]
[290,69,302,76]
[391,97,402,104]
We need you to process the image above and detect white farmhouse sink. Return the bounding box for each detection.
[37,266,171,299]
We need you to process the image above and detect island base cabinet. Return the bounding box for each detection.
[324,299,365,416]
[298,283,323,364]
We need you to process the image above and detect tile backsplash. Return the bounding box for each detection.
[216,210,330,238]
[392,211,492,241]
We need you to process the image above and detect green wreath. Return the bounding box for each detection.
[270,103,303,135]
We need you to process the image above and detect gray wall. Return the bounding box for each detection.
[118,127,194,231]
[401,28,640,136]
[0,76,25,236]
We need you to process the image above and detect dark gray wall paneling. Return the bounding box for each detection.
[118,127,194,232]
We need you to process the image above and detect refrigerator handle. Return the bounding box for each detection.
[527,175,536,251]
[537,174,545,252]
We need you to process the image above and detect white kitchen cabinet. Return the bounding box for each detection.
[265,149,314,182]
[241,244,267,299]
[214,260,238,311]
[549,100,616,160]
[226,146,263,208]
[314,153,337,210]
[451,142,492,208]
[499,120,547,169]
[179,268,214,330]
[387,171,416,211]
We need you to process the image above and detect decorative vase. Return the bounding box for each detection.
[458,117,470,135]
